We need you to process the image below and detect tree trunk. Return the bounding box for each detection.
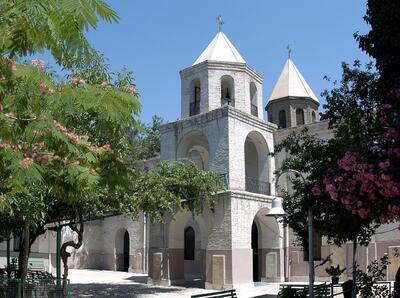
[17,224,30,282]
[60,217,84,291]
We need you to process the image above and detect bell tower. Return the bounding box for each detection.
[266,58,319,128]
[179,31,264,119]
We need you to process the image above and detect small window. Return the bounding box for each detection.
[184,227,195,260]
[278,110,287,128]
[296,109,305,126]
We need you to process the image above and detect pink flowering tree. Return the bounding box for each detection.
[0,3,224,283]
[0,54,141,279]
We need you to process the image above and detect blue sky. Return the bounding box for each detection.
[46,0,371,123]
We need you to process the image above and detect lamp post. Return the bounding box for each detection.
[267,169,314,298]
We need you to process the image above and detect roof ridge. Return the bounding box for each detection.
[220,32,241,62]
[268,58,319,104]
[290,59,312,98]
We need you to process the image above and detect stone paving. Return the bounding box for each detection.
[68,269,280,298]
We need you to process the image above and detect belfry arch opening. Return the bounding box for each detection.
[278,110,287,128]
[250,82,258,116]
[221,75,235,107]
[177,131,209,170]
[244,131,270,195]
[311,110,316,123]
[190,79,201,116]
[296,109,305,126]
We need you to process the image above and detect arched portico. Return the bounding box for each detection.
[252,208,281,282]
[244,131,270,195]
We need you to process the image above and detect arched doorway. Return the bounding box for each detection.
[123,230,130,272]
[252,221,260,282]
[115,229,130,272]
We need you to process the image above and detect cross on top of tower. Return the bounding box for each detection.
[216,15,224,32]
[286,45,292,59]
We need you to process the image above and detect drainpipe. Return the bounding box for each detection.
[285,226,290,282]
[56,227,61,280]
[142,213,147,273]
[6,238,10,277]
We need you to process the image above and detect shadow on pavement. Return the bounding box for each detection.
[124,275,148,284]
[70,283,183,297]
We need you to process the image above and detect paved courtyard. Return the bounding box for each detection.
[68,269,279,297]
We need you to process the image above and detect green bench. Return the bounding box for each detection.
[10,257,45,271]
[191,289,237,298]
[278,283,330,298]
[27,257,45,271]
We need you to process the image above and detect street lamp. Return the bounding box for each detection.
[267,169,315,298]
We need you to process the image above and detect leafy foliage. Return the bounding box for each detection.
[0,0,119,69]
[130,115,164,161]
[356,255,392,298]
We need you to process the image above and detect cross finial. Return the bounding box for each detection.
[286,45,292,59]
[216,15,224,32]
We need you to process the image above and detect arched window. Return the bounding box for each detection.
[296,109,305,126]
[311,111,316,123]
[190,80,201,116]
[187,149,204,170]
[278,110,287,128]
[221,75,235,107]
[184,227,195,260]
[250,83,258,117]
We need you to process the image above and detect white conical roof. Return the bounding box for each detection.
[193,32,246,65]
[268,59,319,103]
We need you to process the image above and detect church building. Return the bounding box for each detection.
[1,30,399,291]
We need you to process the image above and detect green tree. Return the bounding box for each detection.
[274,1,399,296]
[0,1,224,284]
[131,115,164,161]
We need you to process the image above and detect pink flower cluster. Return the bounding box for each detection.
[1,57,16,71]
[122,84,137,95]
[71,76,86,86]
[31,59,45,70]
[100,81,112,90]
[38,83,54,96]
[20,157,34,168]
[54,121,111,155]
[323,151,400,222]
[0,141,21,150]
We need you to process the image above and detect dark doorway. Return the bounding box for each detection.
[252,221,260,282]
[184,227,195,260]
[123,230,130,272]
